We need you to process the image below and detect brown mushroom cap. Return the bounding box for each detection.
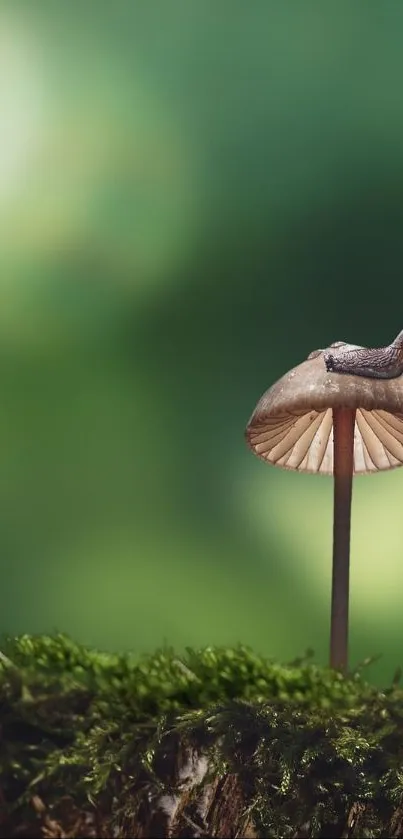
[246,346,403,474]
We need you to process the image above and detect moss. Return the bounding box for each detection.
[1,634,403,837]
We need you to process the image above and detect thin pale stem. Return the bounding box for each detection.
[330,407,356,672]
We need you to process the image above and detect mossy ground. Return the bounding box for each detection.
[1,635,403,837]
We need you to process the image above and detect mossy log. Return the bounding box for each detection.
[2,635,403,838]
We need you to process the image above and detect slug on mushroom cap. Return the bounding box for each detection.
[246,338,403,475]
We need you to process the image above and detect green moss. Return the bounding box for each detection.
[1,634,403,837]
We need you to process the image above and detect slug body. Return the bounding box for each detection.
[324,330,403,380]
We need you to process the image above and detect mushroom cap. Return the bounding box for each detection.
[246,346,403,475]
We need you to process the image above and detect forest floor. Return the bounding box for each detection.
[1,634,403,837]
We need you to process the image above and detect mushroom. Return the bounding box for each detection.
[245,332,403,672]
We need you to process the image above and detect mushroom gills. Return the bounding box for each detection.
[249,408,403,474]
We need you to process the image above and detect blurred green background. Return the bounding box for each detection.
[1,3,403,685]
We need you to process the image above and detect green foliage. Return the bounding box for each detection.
[2,633,403,837]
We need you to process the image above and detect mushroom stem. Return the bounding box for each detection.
[330,407,356,672]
